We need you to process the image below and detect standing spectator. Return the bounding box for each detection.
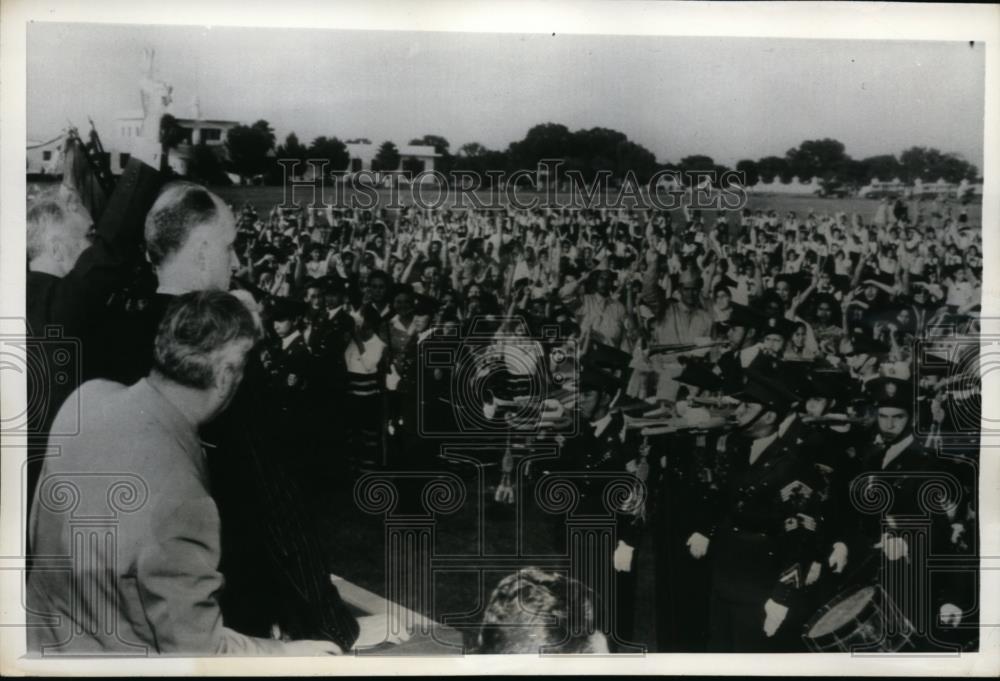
[28,291,340,656]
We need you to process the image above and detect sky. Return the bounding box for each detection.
[27,23,986,169]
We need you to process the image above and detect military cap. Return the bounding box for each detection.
[677,362,725,393]
[799,368,855,405]
[579,366,623,395]
[760,315,798,341]
[868,376,914,411]
[270,297,307,322]
[585,342,632,373]
[718,303,762,330]
[733,370,799,413]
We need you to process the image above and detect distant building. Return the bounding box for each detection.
[108,101,238,175]
[345,141,440,176]
[858,176,908,199]
[26,134,66,176]
[746,176,822,195]
[957,178,983,198]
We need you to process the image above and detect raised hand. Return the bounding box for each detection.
[686,532,710,559]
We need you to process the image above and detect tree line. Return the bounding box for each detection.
[178,117,980,189]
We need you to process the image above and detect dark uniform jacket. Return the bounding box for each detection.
[845,434,976,638]
[693,425,826,606]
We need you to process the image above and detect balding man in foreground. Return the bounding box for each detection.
[28,291,340,655]
[93,181,364,652]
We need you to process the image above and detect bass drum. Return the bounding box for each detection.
[802,584,914,653]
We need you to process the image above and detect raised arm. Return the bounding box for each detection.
[641,248,667,308]
[790,260,822,318]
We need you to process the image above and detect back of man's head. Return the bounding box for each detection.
[476,568,606,654]
[153,290,258,391]
[145,182,235,290]
[26,186,92,275]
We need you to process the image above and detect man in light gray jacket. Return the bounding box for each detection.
[27,291,340,656]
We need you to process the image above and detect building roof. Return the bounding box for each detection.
[27,134,65,149]
[115,107,238,126]
[345,141,440,160]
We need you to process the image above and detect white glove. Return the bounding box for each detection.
[828,542,848,573]
[876,533,909,561]
[763,598,789,637]
[686,532,710,559]
[613,540,635,573]
[805,561,822,586]
[386,364,402,391]
[939,603,962,628]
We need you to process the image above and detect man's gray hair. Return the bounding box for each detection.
[144,181,221,267]
[153,290,259,389]
[26,186,85,261]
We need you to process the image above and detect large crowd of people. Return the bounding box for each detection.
[24,138,981,654]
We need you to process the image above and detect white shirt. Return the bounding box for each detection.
[280,330,302,351]
[881,433,915,470]
[345,334,386,375]
[749,430,779,465]
[591,413,613,438]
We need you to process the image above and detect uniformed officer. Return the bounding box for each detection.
[648,360,737,651]
[712,303,761,394]
[548,363,639,650]
[266,297,312,403]
[745,315,797,375]
[688,372,825,651]
[789,368,870,634]
[842,376,975,651]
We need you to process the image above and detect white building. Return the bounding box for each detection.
[747,176,822,195]
[345,141,440,175]
[109,102,238,175]
[26,134,66,175]
[857,176,908,199]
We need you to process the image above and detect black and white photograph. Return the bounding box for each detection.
[1,0,998,675]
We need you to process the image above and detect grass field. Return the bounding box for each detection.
[210,183,983,226]
[27,177,982,225]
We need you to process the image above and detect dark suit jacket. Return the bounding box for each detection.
[26,160,163,514]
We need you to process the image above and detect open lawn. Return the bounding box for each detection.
[211,183,983,225]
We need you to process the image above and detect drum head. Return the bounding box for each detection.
[808,586,876,638]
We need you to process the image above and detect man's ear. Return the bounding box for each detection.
[194,238,210,277]
[762,410,778,425]
[215,360,237,397]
